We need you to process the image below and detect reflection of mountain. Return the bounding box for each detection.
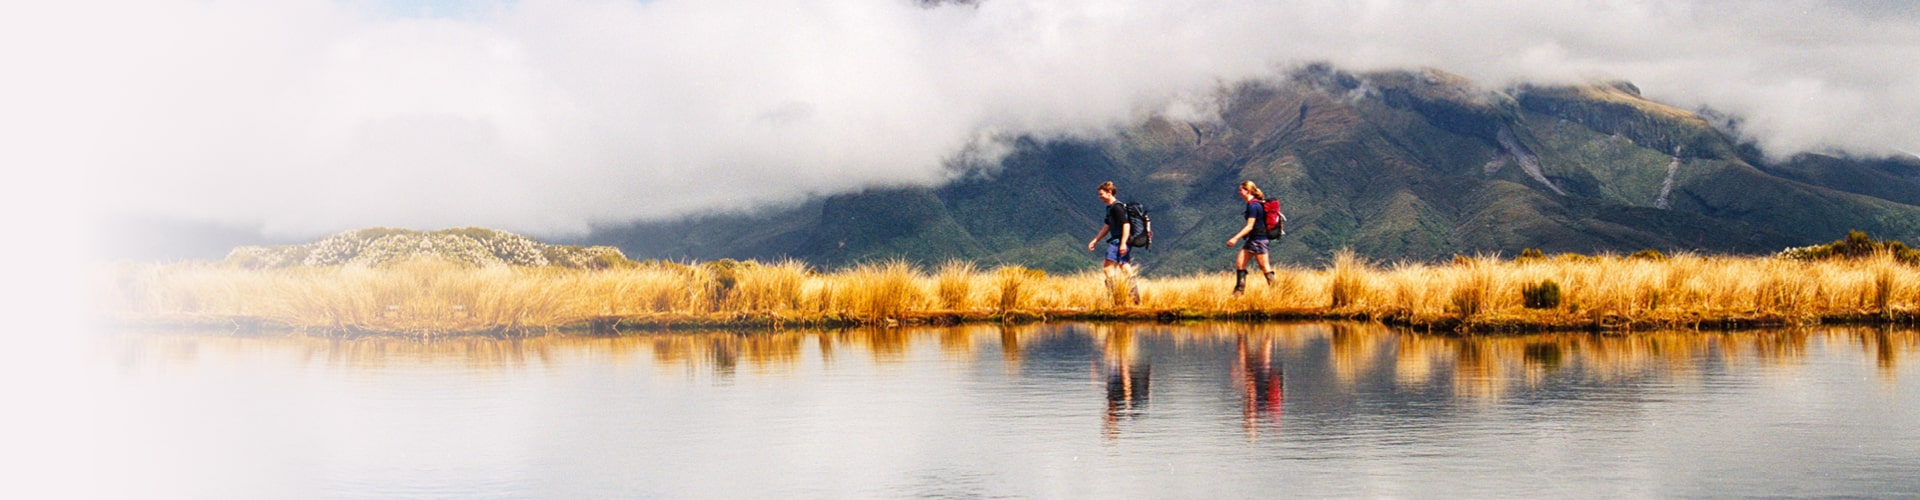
[593,65,1920,273]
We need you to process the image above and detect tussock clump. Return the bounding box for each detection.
[1329,249,1368,309]
[731,260,808,312]
[994,266,1044,312]
[842,260,923,320]
[1382,262,1438,317]
[1448,254,1498,317]
[1873,261,1898,318]
[935,260,979,310]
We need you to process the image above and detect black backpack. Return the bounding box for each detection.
[1123,202,1153,249]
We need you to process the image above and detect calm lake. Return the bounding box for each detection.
[99,322,1920,498]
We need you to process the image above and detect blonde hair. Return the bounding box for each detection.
[1240,180,1264,200]
[1097,181,1116,195]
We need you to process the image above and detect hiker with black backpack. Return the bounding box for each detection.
[1226,180,1283,296]
[1087,181,1146,304]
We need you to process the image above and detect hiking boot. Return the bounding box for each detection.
[1233,270,1247,296]
[1264,272,1276,286]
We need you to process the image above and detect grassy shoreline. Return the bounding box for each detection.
[97,250,1919,338]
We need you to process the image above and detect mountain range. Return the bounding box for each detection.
[588,65,1920,275]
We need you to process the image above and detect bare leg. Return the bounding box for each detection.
[1124,262,1139,304]
[1103,260,1124,287]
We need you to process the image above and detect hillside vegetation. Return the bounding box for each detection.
[592,65,1920,274]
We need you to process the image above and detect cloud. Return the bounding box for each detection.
[7,0,1917,239]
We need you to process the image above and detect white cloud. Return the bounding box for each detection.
[5,0,1916,239]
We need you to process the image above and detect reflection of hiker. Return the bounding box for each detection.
[1104,362,1150,426]
[1086,181,1140,304]
[1225,180,1279,296]
[1098,326,1149,440]
[1235,335,1283,439]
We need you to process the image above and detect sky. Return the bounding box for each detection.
[4,0,1919,243]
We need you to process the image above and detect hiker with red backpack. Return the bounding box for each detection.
[1226,180,1284,296]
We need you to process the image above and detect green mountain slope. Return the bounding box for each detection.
[591,66,1920,274]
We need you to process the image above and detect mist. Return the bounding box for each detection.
[9,0,1919,242]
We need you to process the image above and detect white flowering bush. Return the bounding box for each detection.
[1775,244,1823,261]
[223,245,305,269]
[218,227,637,269]
[300,228,412,266]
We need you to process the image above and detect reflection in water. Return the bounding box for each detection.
[113,325,1920,396]
[1386,329,1894,399]
[1859,327,1920,381]
[999,326,1024,373]
[1096,325,1151,440]
[102,322,1920,498]
[1235,335,1283,440]
[648,330,810,376]
[1328,322,1384,387]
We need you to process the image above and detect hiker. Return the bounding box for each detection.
[1226,180,1279,295]
[1086,181,1140,303]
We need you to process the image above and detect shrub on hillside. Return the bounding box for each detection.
[1554,252,1598,264]
[1522,279,1562,309]
[702,259,749,300]
[1778,230,1920,266]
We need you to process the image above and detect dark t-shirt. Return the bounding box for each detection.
[1106,202,1130,244]
[1244,200,1268,240]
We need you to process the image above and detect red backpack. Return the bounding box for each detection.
[1260,199,1285,237]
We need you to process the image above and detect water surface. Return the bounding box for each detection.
[100,323,1920,498]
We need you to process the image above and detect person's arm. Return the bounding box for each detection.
[1227,218,1255,246]
[1118,222,1131,255]
[1088,224,1110,251]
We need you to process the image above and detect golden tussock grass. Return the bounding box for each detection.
[96,251,1920,336]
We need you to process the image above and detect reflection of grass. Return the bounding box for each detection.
[98,251,1919,336]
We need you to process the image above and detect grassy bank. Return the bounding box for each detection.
[95,250,1918,337]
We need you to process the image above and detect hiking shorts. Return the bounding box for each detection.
[1241,237,1270,255]
[1105,242,1133,265]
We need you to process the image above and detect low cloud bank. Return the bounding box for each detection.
[7,0,1916,240]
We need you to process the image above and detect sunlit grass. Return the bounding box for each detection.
[97,251,1919,336]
